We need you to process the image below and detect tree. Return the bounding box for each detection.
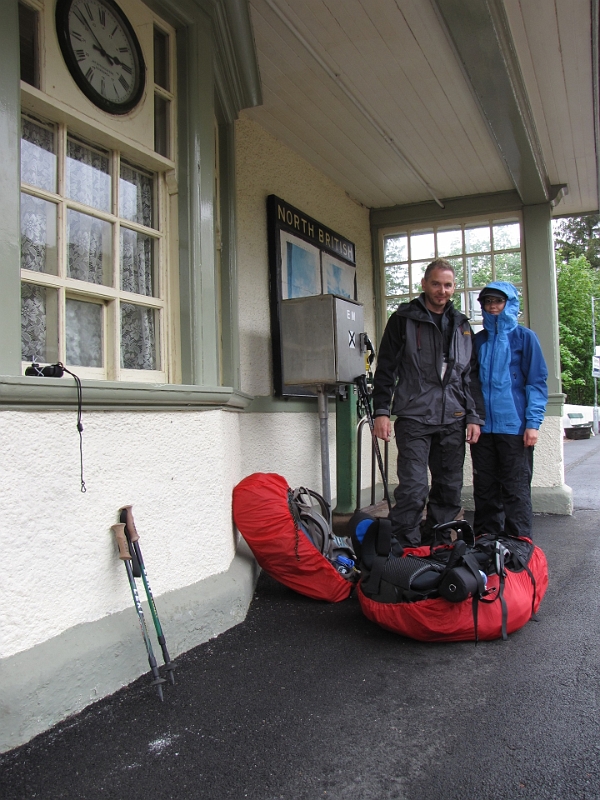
[553,214,600,270]
[555,255,600,404]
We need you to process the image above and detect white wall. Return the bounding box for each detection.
[0,408,242,661]
[235,114,374,398]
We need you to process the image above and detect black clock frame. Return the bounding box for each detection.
[55,0,146,115]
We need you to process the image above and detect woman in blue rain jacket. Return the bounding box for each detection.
[471,281,548,539]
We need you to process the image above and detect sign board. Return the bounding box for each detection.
[267,195,357,397]
[593,355,600,378]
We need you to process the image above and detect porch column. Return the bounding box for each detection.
[523,203,572,514]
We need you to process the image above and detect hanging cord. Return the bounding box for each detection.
[62,366,86,493]
[25,361,86,492]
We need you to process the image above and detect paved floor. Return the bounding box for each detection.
[1,442,600,800]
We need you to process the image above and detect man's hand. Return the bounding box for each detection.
[373,416,392,442]
[466,423,480,444]
[524,428,538,447]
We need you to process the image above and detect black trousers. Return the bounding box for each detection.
[470,433,534,538]
[390,418,466,546]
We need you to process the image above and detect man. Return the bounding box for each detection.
[471,282,548,539]
[372,258,485,546]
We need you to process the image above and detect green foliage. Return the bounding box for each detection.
[554,214,600,270]
[555,255,600,404]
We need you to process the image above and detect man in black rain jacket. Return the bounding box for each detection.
[372,259,486,546]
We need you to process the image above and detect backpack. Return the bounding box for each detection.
[232,473,357,602]
[353,516,548,642]
[288,487,357,577]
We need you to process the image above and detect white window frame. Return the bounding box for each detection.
[19,0,178,383]
[379,212,527,329]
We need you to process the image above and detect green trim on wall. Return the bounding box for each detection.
[523,204,562,396]
[0,1,23,376]
[546,393,566,416]
[244,394,336,413]
[0,376,252,411]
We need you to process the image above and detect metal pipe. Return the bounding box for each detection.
[317,385,331,506]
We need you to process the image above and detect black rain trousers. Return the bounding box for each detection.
[390,418,465,546]
[470,432,534,539]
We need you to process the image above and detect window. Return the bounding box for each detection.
[19,1,39,88]
[381,215,525,326]
[20,114,167,380]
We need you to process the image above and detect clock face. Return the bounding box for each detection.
[56,0,146,115]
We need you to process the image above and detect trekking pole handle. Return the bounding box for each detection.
[121,505,140,542]
[111,523,132,560]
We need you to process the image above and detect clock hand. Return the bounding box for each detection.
[92,43,114,65]
[74,9,112,62]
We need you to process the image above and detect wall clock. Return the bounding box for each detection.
[56,0,146,115]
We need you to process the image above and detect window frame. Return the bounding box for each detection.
[1,0,261,409]
[20,113,169,381]
[376,207,529,334]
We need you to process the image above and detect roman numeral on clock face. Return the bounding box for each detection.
[118,74,130,91]
[75,49,86,61]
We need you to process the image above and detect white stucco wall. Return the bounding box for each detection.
[235,114,374,397]
[0,409,242,660]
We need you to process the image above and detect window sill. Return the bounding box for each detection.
[0,376,253,411]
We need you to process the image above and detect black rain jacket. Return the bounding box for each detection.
[372,295,485,426]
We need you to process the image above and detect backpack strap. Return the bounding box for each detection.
[361,519,393,596]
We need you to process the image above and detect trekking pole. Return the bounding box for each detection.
[120,506,175,685]
[111,523,166,700]
[354,373,392,512]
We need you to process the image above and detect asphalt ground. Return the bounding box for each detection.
[2,438,600,800]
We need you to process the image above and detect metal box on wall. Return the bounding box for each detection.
[280,295,365,386]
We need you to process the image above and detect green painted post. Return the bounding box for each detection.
[334,386,357,513]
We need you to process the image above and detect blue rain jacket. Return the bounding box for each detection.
[475,281,548,435]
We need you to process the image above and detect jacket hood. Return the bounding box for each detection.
[480,281,520,334]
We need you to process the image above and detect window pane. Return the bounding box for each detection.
[121,304,159,370]
[446,257,464,288]
[384,234,407,263]
[437,227,462,257]
[493,221,520,250]
[385,264,409,296]
[467,291,482,321]
[410,230,434,261]
[67,210,112,286]
[21,193,58,275]
[154,94,170,158]
[66,298,103,367]
[154,27,169,90]
[119,163,154,227]
[21,117,56,192]
[19,2,38,88]
[411,261,428,292]
[466,254,492,287]
[387,297,406,317]
[121,228,157,297]
[465,224,490,254]
[495,252,522,283]
[66,138,111,212]
[21,283,59,363]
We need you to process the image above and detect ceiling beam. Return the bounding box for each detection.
[432,0,551,205]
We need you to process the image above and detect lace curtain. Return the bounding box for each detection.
[20,121,159,371]
[120,164,157,369]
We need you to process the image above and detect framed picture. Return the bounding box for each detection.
[267,195,357,397]
[280,231,321,299]
[322,252,356,300]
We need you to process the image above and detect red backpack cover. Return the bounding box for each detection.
[357,541,548,642]
[232,472,353,603]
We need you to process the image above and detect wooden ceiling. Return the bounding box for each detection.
[244,0,597,216]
